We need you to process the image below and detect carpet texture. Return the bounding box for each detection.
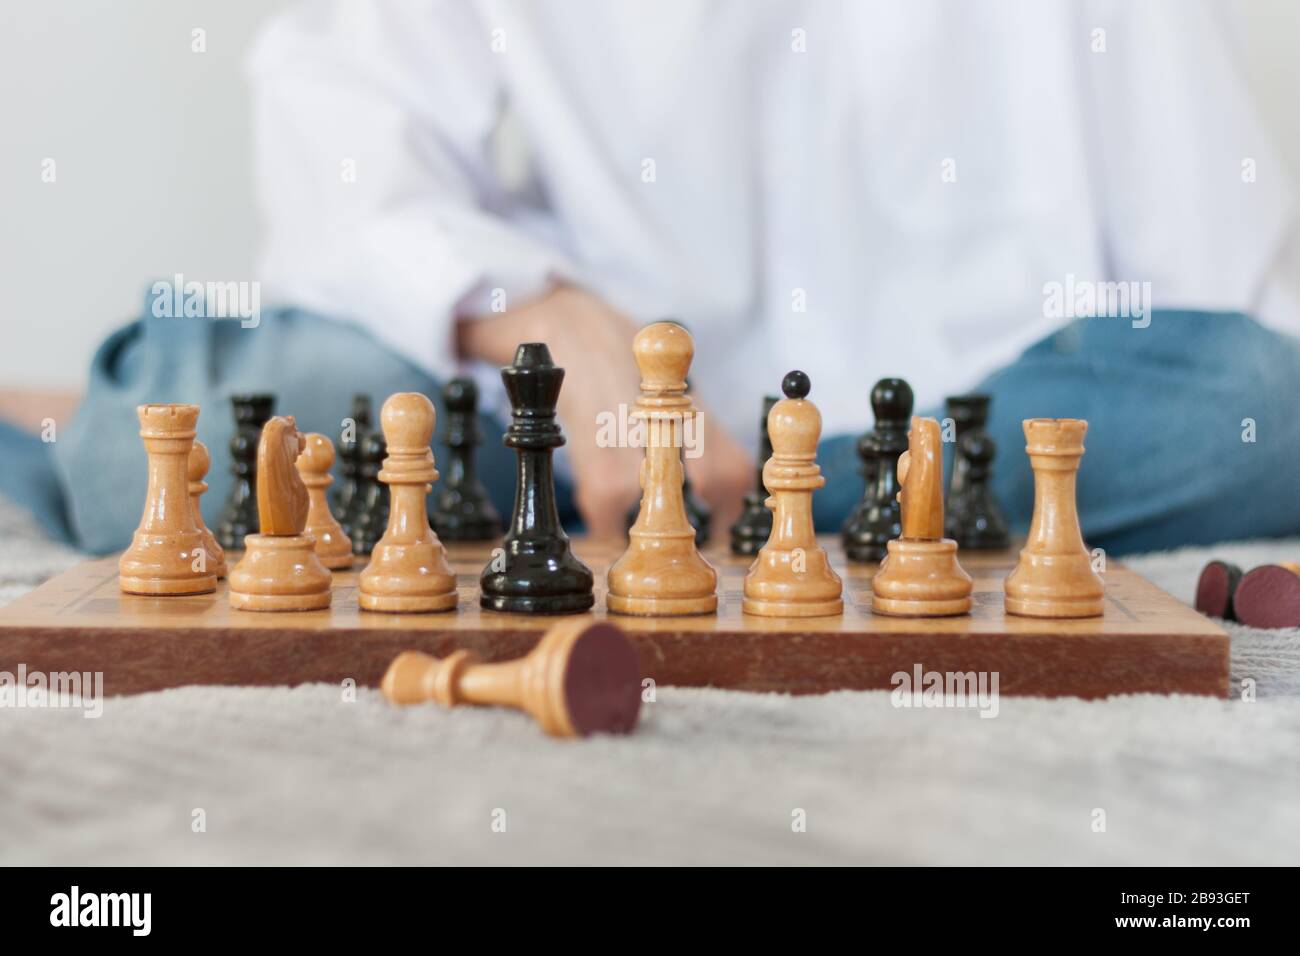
[1,498,1298,865]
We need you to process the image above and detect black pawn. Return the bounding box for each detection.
[429,378,502,541]
[729,395,778,555]
[480,343,594,613]
[944,393,991,538]
[841,378,913,562]
[950,431,1009,549]
[216,393,275,550]
[332,394,372,536]
[349,430,389,556]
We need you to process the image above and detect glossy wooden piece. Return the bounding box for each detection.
[1004,418,1105,618]
[729,395,778,556]
[228,416,333,612]
[949,431,1010,550]
[296,433,353,570]
[944,394,1010,550]
[871,416,973,616]
[332,394,372,535]
[624,367,712,547]
[607,322,718,616]
[216,393,274,549]
[428,378,501,541]
[943,393,990,537]
[382,618,641,737]
[743,372,842,617]
[349,431,389,556]
[480,344,594,613]
[188,440,227,579]
[256,416,310,534]
[119,404,219,596]
[680,463,712,546]
[842,378,913,562]
[624,446,712,546]
[358,393,458,612]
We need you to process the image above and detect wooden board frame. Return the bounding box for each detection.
[0,539,1229,698]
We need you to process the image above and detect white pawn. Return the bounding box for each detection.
[742,371,843,617]
[358,392,458,613]
[296,433,353,570]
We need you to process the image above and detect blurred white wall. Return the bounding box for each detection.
[1,0,1297,389]
[0,0,289,389]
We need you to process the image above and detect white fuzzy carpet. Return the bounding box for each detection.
[2,499,1299,865]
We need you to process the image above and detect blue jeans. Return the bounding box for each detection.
[3,304,1299,555]
[816,310,1300,552]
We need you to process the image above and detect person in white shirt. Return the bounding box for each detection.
[232,0,1300,552]
[32,0,1299,555]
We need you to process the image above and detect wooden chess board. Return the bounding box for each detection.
[0,539,1228,699]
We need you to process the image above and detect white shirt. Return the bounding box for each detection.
[248,0,1297,447]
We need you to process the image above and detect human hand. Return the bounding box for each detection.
[685,409,752,540]
[458,285,754,542]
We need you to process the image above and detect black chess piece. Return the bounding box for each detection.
[349,430,389,556]
[480,343,594,613]
[949,431,1010,550]
[680,375,711,545]
[841,378,913,562]
[729,395,778,555]
[944,393,991,537]
[429,378,502,541]
[332,394,372,536]
[216,393,275,550]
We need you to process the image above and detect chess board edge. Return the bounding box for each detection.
[0,544,1230,700]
